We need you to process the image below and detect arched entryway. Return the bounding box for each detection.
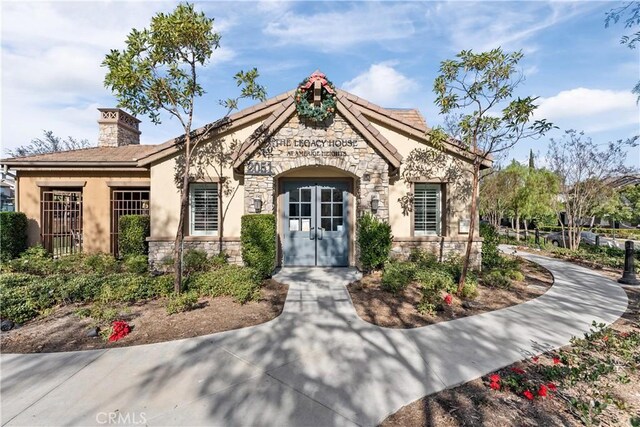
[276,166,356,267]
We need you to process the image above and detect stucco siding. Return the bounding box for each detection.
[17,170,150,253]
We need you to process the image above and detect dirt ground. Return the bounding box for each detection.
[348,259,553,328]
[0,279,288,353]
[381,285,640,427]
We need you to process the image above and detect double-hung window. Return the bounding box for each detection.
[414,183,441,236]
[189,183,218,236]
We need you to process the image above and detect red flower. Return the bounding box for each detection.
[602,335,609,342]
[511,367,526,375]
[490,381,500,390]
[552,357,561,365]
[523,390,534,400]
[444,294,453,305]
[532,356,539,363]
[547,383,557,391]
[489,374,501,383]
[108,320,130,342]
[537,385,548,397]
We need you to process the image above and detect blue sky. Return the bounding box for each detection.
[2,1,639,166]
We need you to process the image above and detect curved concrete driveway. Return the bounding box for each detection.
[1,247,628,426]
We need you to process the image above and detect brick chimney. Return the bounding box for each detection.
[97,108,141,147]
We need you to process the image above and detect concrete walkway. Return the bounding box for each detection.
[1,247,628,426]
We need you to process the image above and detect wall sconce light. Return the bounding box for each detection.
[254,198,262,213]
[370,194,379,211]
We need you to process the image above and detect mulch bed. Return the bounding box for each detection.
[0,279,288,353]
[347,258,553,328]
[381,287,640,427]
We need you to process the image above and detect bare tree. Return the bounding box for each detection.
[7,130,91,157]
[547,129,635,249]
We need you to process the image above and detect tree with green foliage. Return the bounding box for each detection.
[547,130,634,249]
[430,48,553,293]
[479,167,510,229]
[6,130,91,157]
[606,1,640,102]
[103,3,266,292]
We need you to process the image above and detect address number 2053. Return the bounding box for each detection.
[246,161,273,176]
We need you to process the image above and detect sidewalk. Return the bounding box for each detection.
[1,247,628,426]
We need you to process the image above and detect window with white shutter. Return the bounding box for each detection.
[414,183,441,236]
[189,183,218,236]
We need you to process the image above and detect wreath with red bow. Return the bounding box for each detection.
[295,72,337,123]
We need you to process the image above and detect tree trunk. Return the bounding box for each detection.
[173,140,191,293]
[515,212,520,241]
[218,181,224,255]
[523,218,528,241]
[458,162,480,294]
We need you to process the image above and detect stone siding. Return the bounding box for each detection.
[391,239,482,269]
[244,114,390,221]
[149,239,242,271]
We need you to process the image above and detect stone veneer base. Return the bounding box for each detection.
[148,237,482,271]
[149,239,242,271]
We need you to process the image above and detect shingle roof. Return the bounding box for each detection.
[1,145,157,166]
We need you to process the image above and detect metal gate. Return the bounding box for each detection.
[41,190,83,257]
[110,189,150,257]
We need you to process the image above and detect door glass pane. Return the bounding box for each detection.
[332,204,343,217]
[334,218,343,230]
[333,189,343,203]
[301,203,311,216]
[321,189,331,202]
[321,203,331,216]
[289,203,299,217]
[321,218,331,231]
[301,189,311,202]
[289,189,299,203]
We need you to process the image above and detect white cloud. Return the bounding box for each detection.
[534,88,639,133]
[1,1,236,153]
[263,3,417,50]
[426,2,600,53]
[342,63,419,107]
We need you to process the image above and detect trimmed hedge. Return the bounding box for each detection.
[118,215,150,257]
[357,212,392,272]
[241,214,276,278]
[0,212,28,261]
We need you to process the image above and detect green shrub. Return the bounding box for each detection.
[357,212,393,272]
[241,214,276,279]
[183,249,209,275]
[381,261,416,293]
[89,303,119,323]
[442,253,465,282]
[6,246,53,275]
[53,253,87,274]
[118,215,150,257]
[409,249,438,270]
[0,212,28,261]
[0,273,38,288]
[84,253,119,275]
[483,270,512,289]
[505,269,525,282]
[461,278,479,299]
[98,274,165,303]
[124,255,148,275]
[416,269,457,315]
[480,222,502,270]
[190,264,261,303]
[56,274,105,302]
[166,291,199,314]
[210,251,228,269]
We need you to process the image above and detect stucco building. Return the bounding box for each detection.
[2,72,489,268]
